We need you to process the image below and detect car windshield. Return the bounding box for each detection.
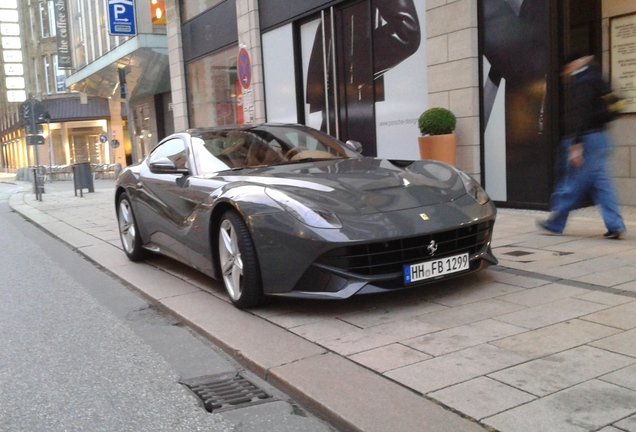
[191,125,358,175]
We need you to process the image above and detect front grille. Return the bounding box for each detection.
[316,220,493,277]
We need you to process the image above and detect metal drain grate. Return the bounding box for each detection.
[181,372,272,413]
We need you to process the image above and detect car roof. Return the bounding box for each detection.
[186,123,312,136]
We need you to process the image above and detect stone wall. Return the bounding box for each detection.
[426,0,481,179]
[602,0,636,205]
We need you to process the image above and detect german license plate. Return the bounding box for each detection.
[404,253,469,284]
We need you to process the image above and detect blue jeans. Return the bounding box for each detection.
[546,131,625,234]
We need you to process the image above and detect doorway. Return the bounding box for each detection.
[302,2,376,155]
[300,0,422,157]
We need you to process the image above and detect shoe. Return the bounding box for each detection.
[603,231,623,239]
[536,219,561,235]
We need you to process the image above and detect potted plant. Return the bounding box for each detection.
[417,107,457,165]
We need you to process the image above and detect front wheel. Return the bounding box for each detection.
[217,210,263,308]
[117,193,148,261]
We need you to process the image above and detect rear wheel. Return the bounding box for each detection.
[117,193,147,261]
[217,210,263,308]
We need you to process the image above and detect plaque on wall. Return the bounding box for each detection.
[611,13,636,113]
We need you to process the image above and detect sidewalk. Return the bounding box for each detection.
[4,172,636,432]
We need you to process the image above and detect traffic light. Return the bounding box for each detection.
[151,0,166,26]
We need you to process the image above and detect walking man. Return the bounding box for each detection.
[537,52,625,239]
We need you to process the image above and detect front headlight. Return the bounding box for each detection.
[456,170,490,205]
[265,188,342,229]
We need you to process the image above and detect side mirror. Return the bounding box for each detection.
[149,157,189,175]
[345,140,363,153]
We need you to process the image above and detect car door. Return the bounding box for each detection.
[139,136,198,261]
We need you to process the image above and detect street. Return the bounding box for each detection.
[0,181,337,432]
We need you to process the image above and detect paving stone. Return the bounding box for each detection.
[489,345,636,397]
[348,343,431,373]
[385,344,528,394]
[415,298,526,330]
[581,300,636,330]
[496,283,589,307]
[601,364,636,391]
[590,328,636,358]
[430,377,536,420]
[402,318,526,356]
[491,319,621,359]
[494,298,609,330]
[484,380,636,432]
[614,415,636,431]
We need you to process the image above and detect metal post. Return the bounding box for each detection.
[46,115,53,182]
[30,99,42,201]
[119,67,138,163]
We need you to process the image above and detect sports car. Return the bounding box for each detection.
[115,124,497,308]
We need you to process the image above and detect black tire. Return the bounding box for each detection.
[217,210,263,308]
[117,193,148,261]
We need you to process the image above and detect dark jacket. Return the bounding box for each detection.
[563,64,613,142]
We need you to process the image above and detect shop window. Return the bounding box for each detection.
[151,0,166,26]
[69,127,106,164]
[180,0,223,22]
[186,45,240,128]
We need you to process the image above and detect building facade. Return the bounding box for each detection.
[0,0,171,175]
[2,0,635,209]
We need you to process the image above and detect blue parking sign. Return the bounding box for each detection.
[108,0,137,36]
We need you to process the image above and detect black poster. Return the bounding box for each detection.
[481,0,552,206]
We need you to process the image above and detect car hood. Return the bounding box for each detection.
[218,158,467,215]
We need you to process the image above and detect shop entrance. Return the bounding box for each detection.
[302,1,376,155]
[480,0,602,208]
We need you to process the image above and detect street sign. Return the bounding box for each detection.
[19,98,44,122]
[110,139,120,149]
[26,135,45,146]
[237,47,252,90]
[99,133,108,143]
[25,123,43,135]
[107,0,137,36]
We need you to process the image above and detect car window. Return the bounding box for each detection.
[191,125,358,173]
[191,137,233,173]
[148,138,187,170]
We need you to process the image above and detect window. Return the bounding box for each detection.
[148,138,187,170]
[39,0,56,38]
[180,0,223,22]
[53,55,66,92]
[42,55,51,94]
[186,45,240,128]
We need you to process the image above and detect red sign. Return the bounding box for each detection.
[237,48,252,90]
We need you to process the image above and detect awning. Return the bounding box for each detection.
[65,34,170,102]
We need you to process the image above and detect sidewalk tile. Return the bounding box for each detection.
[574,266,636,287]
[385,344,528,394]
[590,328,636,357]
[415,298,526,329]
[489,345,636,397]
[484,380,636,432]
[494,298,609,330]
[491,319,621,358]
[430,377,536,420]
[581,300,636,330]
[402,318,527,356]
[348,343,431,373]
[314,317,441,356]
[601,364,636,391]
[496,283,589,307]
